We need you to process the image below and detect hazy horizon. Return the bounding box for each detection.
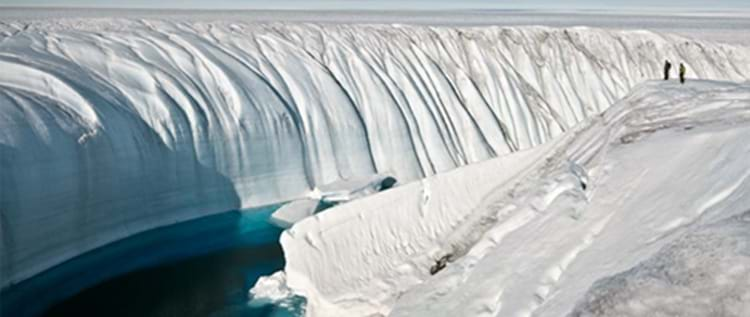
[1,0,750,11]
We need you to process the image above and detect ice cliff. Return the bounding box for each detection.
[1,20,749,287]
[266,80,750,317]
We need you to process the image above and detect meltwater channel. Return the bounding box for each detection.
[1,205,303,317]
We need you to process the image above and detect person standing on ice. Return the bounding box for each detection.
[679,63,687,84]
[663,60,672,80]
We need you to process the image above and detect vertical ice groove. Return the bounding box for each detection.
[2,22,749,288]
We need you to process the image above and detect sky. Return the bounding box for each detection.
[1,0,749,11]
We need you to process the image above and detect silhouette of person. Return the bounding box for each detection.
[679,63,687,84]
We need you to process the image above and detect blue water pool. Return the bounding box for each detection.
[1,205,303,317]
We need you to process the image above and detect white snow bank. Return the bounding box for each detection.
[269,80,750,316]
[280,139,549,316]
[2,20,750,287]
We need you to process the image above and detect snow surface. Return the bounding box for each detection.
[313,174,396,203]
[263,80,750,316]
[2,20,750,288]
[569,212,750,317]
[269,199,321,229]
[2,9,750,45]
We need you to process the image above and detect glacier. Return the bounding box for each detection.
[1,19,750,289]
[265,80,750,316]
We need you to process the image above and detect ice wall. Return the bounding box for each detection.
[275,80,750,317]
[1,20,749,287]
